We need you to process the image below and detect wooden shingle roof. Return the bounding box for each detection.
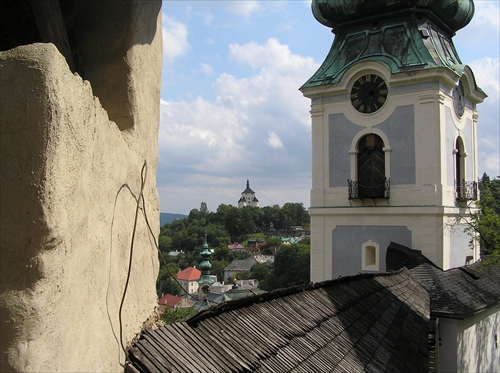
[127,269,429,373]
[387,242,500,319]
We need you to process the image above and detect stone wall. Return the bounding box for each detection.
[0,2,162,371]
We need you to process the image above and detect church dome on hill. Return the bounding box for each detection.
[312,0,474,33]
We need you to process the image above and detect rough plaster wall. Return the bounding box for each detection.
[0,5,161,371]
[457,307,500,373]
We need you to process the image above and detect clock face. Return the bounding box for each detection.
[350,74,388,114]
[453,80,465,117]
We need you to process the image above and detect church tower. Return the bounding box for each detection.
[238,179,260,208]
[198,233,215,298]
[300,0,487,281]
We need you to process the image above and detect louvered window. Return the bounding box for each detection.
[455,136,477,202]
[357,134,386,198]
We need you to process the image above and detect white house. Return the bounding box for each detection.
[176,267,201,295]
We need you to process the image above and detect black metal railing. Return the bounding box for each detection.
[456,180,477,202]
[348,178,390,200]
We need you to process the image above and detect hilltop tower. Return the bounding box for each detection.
[300,0,487,281]
[238,179,260,208]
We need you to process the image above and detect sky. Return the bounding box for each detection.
[158,0,500,215]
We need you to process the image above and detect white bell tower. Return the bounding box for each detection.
[301,0,487,281]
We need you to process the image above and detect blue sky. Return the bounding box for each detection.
[158,0,500,214]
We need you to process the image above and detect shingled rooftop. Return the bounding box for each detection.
[387,242,500,319]
[127,268,429,373]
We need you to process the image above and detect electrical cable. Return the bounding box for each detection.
[119,160,220,364]
[118,161,147,358]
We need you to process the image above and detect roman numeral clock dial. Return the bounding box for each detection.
[350,74,388,114]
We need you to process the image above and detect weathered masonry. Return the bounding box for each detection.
[0,1,162,371]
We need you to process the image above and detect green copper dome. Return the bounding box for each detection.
[312,0,474,33]
[198,233,214,285]
[301,0,477,89]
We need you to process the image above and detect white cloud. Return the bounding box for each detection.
[268,131,284,149]
[467,57,500,177]
[468,57,500,101]
[454,2,500,178]
[474,1,500,31]
[223,1,261,16]
[200,63,213,75]
[455,2,499,58]
[162,15,190,66]
[158,39,319,213]
[229,38,316,72]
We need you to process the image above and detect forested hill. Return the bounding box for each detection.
[157,202,311,296]
[159,202,309,251]
[160,213,188,226]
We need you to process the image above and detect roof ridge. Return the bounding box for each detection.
[187,268,410,325]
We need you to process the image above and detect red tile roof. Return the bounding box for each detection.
[176,267,201,281]
[228,243,244,250]
[158,294,182,309]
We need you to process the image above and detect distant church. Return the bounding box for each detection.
[238,180,259,208]
[300,0,486,281]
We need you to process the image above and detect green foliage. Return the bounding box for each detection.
[200,202,208,214]
[210,260,229,282]
[264,244,310,291]
[156,264,181,297]
[259,237,282,252]
[160,307,197,324]
[237,270,252,280]
[474,174,500,255]
[157,202,310,285]
[250,262,273,289]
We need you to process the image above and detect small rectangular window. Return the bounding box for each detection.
[365,246,376,266]
[362,240,379,271]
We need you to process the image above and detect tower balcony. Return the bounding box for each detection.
[348,178,390,200]
[455,180,477,202]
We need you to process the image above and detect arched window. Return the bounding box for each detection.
[357,134,386,198]
[455,137,465,197]
[454,136,476,201]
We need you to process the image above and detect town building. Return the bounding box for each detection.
[128,245,500,372]
[124,2,499,372]
[223,256,258,282]
[128,268,431,372]
[227,242,245,252]
[300,0,486,281]
[157,294,182,313]
[238,179,259,208]
[176,267,201,295]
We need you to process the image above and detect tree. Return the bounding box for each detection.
[472,174,500,255]
[156,264,181,297]
[250,262,272,289]
[259,237,282,254]
[200,202,208,214]
[161,307,197,324]
[266,244,310,290]
[210,259,229,282]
